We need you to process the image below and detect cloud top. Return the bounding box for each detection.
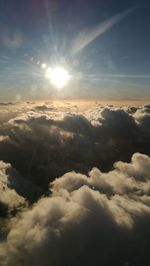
[0,153,150,265]
[0,101,150,265]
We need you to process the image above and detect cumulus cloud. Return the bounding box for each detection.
[0,102,149,202]
[0,161,26,221]
[0,102,150,265]
[134,105,150,134]
[0,153,150,266]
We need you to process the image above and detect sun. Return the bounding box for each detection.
[45,66,70,88]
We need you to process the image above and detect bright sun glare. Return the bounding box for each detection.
[45,66,70,88]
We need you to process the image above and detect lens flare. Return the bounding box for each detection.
[41,63,47,69]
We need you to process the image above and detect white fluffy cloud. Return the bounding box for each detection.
[0,161,26,225]
[0,103,149,199]
[0,153,150,265]
[0,102,150,265]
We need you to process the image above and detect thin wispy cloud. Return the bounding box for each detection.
[85,73,150,79]
[71,7,135,54]
[84,73,150,90]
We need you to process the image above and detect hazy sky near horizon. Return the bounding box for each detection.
[0,0,150,100]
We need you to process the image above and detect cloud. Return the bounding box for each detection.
[0,102,149,265]
[71,7,135,54]
[0,161,26,220]
[0,103,149,203]
[133,105,150,134]
[0,153,150,265]
[87,74,150,80]
[0,102,14,106]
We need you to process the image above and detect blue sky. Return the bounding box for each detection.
[0,0,150,100]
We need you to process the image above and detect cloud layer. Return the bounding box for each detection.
[0,102,150,199]
[0,152,150,265]
[0,101,150,265]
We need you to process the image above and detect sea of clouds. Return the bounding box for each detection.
[0,101,150,266]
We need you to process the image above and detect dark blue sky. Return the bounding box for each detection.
[0,0,150,100]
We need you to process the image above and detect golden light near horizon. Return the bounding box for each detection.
[45,66,70,88]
